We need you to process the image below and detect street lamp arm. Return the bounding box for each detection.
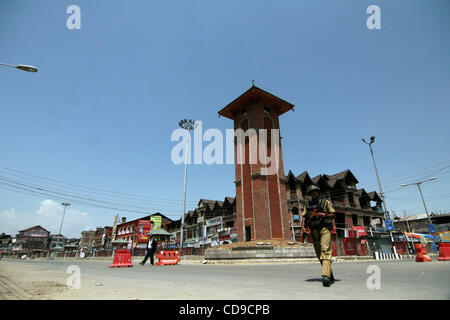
[0,62,38,72]
[0,63,16,68]
[400,177,437,188]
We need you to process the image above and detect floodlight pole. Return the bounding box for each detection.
[54,203,70,257]
[362,137,389,221]
[362,137,397,254]
[179,119,197,255]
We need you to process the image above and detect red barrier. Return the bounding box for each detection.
[394,242,407,255]
[438,243,450,261]
[109,249,133,268]
[155,250,180,266]
[414,244,432,262]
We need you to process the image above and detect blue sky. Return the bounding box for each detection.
[1,0,449,238]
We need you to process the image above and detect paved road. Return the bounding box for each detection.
[0,258,449,300]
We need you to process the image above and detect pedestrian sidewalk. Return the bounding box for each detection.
[179,253,441,264]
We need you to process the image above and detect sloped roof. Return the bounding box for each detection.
[117,212,173,227]
[396,214,428,221]
[224,197,235,204]
[368,191,382,202]
[324,169,359,184]
[357,188,369,197]
[296,171,309,182]
[18,225,50,233]
[311,175,322,184]
[218,85,294,120]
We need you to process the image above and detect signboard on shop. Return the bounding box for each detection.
[352,226,367,237]
[385,220,394,231]
[206,217,222,227]
[427,224,436,234]
[342,238,357,255]
[150,216,162,231]
[437,231,450,242]
[137,220,152,242]
[111,215,119,242]
[345,229,359,239]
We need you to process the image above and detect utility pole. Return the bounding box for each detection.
[403,210,411,233]
[401,177,438,252]
[54,203,70,258]
[178,119,197,255]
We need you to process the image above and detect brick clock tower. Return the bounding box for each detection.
[218,85,294,242]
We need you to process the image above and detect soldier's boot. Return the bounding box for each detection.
[322,260,332,287]
[330,270,335,283]
[322,275,331,287]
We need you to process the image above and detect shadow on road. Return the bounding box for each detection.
[305,278,341,283]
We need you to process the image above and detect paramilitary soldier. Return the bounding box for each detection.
[301,185,336,287]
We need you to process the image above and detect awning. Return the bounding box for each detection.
[405,233,434,240]
[150,229,172,237]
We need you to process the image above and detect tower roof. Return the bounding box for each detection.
[218,85,294,119]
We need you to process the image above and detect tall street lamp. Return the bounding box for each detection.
[401,177,438,251]
[362,136,390,221]
[54,203,71,255]
[178,119,197,254]
[362,136,397,255]
[0,62,38,72]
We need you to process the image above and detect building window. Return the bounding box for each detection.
[245,226,252,242]
[335,213,346,228]
[352,214,358,226]
[347,193,355,207]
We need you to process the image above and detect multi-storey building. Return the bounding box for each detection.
[114,213,173,255]
[394,213,450,234]
[166,197,237,250]
[13,225,50,255]
[79,230,95,251]
[92,226,113,254]
[166,168,384,257]
[286,169,384,238]
[0,233,12,254]
[49,234,67,250]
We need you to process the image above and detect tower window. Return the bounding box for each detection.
[241,109,247,116]
[264,106,270,114]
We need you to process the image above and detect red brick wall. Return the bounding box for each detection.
[232,101,291,241]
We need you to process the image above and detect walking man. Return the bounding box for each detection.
[140,233,157,266]
[301,185,336,287]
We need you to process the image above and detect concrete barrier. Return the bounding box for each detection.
[205,245,317,260]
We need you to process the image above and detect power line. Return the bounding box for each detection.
[0,185,180,217]
[0,166,198,205]
[360,161,450,189]
[0,177,190,212]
